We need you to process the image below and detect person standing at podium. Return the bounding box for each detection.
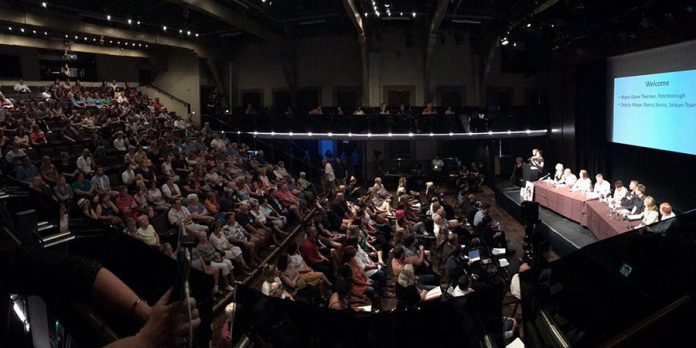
[530,149,544,171]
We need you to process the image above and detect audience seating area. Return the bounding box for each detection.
[1,80,522,345]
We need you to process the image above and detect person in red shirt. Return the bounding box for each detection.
[272,184,303,221]
[115,186,139,220]
[300,227,333,279]
[152,97,163,111]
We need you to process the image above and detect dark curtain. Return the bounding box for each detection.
[574,61,607,176]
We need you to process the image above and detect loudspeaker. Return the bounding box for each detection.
[521,201,539,222]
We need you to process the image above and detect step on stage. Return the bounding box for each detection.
[493,179,598,257]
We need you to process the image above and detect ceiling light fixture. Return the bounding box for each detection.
[137,20,141,25]
[32,30,37,34]
[106,15,111,21]
[195,33,199,37]
[20,28,25,33]
[163,26,167,31]
[187,30,191,36]
[128,19,132,25]
[412,12,416,18]
[41,2,47,8]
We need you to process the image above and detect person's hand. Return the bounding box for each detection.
[135,289,200,347]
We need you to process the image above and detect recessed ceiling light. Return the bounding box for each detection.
[20,28,25,33]
[137,21,141,25]
[195,33,199,37]
[412,12,416,18]
[187,30,191,36]
[128,19,132,25]
[163,26,167,31]
[41,2,47,8]
[32,30,36,34]
[106,15,111,21]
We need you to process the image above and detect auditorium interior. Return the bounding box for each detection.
[2,0,696,347]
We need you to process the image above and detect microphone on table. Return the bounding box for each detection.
[536,173,550,182]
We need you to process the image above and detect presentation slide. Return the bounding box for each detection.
[612,69,696,155]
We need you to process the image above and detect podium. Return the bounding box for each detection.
[522,163,541,183]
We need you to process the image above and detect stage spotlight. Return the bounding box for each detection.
[195,33,199,37]
[388,133,393,137]
[137,21,141,25]
[128,19,132,25]
[107,15,111,21]
[412,12,416,18]
[429,133,434,137]
[449,132,453,136]
[187,30,191,36]
[41,2,47,8]
[288,131,293,136]
[308,132,313,136]
[408,132,414,137]
[367,133,372,137]
[348,132,352,137]
[8,27,12,31]
[32,30,36,34]
[179,29,183,34]
[163,26,167,31]
[328,132,333,137]
[44,31,47,35]
[20,28,24,33]
[526,23,531,28]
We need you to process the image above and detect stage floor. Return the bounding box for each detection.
[493,180,599,257]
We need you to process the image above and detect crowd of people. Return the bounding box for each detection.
[1,79,320,297]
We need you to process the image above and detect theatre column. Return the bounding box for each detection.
[423,0,449,105]
[342,0,370,106]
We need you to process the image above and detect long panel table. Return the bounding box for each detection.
[533,181,640,240]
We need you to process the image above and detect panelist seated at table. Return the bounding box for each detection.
[621,180,640,209]
[529,149,545,171]
[558,168,577,187]
[571,170,592,192]
[647,202,678,235]
[612,180,628,201]
[629,196,659,225]
[593,174,612,197]
[553,163,564,181]
[624,184,647,215]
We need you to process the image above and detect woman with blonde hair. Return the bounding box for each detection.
[395,264,427,309]
[642,196,659,225]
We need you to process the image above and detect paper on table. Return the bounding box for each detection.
[492,248,506,256]
[506,337,525,348]
[498,258,509,267]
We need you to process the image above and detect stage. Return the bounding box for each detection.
[493,179,599,257]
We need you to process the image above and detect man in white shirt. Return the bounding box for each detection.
[121,163,137,187]
[612,180,628,202]
[13,79,31,93]
[113,133,127,151]
[560,168,577,187]
[571,170,592,192]
[210,133,226,151]
[76,149,95,175]
[593,173,611,196]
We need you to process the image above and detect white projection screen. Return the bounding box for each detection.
[607,40,696,156]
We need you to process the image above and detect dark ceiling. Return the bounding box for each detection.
[2,0,696,54]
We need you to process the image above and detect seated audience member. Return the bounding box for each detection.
[29,125,47,145]
[660,202,675,221]
[0,91,14,108]
[167,198,208,238]
[136,215,160,246]
[395,264,428,309]
[571,170,592,192]
[14,129,30,148]
[147,179,170,212]
[560,168,577,187]
[308,105,324,116]
[641,196,659,225]
[71,172,95,200]
[121,163,137,187]
[473,202,492,231]
[115,186,140,220]
[5,143,27,167]
[593,174,611,196]
[39,155,59,184]
[76,149,95,175]
[56,152,78,178]
[353,106,366,115]
[613,180,628,202]
[444,106,456,115]
[378,103,389,115]
[53,176,74,204]
[15,157,40,184]
[328,279,352,310]
[222,212,260,264]
[261,264,293,300]
[196,233,235,285]
[186,194,216,224]
[123,217,138,239]
[421,103,437,115]
[448,274,475,298]
[210,223,250,272]
[13,79,31,93]
[92,167,118,197]
[277,253,322,304]
[162,176,183,201]
[445,245,471,287]
[95,194,123,228]
[300,226,332,276]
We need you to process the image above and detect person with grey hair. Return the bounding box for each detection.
[395,264,427,309]
[186,193,215,224]
[136,215,160,246]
